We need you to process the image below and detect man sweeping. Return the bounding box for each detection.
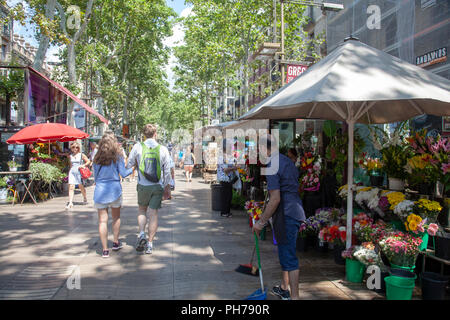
[252,134,306,300]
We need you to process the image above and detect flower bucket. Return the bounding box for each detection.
[390,264,416,273]
[434,235,450,260]
[345,259,365,283]
[419,233,429,251]
[420,272,449,300]
[370,175,384,188]
[385,276,415,300]
[333,245,346,265]
[390,268,417,280]
[388,178,405,191]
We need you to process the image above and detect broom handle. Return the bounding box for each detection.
[254,231,264,292]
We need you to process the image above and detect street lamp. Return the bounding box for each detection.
[279,0,344,86]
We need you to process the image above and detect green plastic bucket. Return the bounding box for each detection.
[385,276,415,300]
[390,264,415,273]
[346,259,365,283]
[419,233,429,251]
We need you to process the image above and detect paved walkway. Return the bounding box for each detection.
[0,170,385,300]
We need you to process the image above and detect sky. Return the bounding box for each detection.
[8,0,192,88]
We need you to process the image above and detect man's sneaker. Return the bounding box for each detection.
[271,285,291,300]
[145,243,153,254]
[135,234,147,252]
[112,241,123,251]
[102,250,110,258]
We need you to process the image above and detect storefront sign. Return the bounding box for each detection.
[416,47,447,68]
[286,64,308,84]
[443,116,450,133]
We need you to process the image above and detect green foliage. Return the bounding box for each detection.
[0,177,7,189]
[29,162,66,185]
[325,123,365,184]
[232,189,246,209]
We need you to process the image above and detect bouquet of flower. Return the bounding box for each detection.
[359,153,383,176]
[322,224,347,247]
[238,168,254,183]
[405,154,436,186]
[406,130,449,194]
[378,231,423,268]
[352,212,373,232]
[341,245,358,259]
[244,200,264,221]
[353,243,388,271]
[355,187,381,210]
[300,153,321,192]
[300,210,333,238]
[404,213,439,236]
[369,122,410,180]
[413,199,442,223]
[356,220,392,244]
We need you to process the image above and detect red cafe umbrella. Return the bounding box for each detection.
[6,123,89,145]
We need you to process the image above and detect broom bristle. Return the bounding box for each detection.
[235,264,259,276]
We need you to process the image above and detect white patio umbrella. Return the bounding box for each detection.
[240,38,450,248]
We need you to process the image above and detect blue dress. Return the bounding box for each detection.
[93,157,133,204]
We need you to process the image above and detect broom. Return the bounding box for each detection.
[235,192,269,277]
[235,244,259,276]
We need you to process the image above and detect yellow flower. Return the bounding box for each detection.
[387,192,406,210]
[338,185,348,192]
[408,220,418,231]
[357,187,372,193]
[407,213,422,225]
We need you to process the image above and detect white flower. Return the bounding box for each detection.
[393,200,415,219]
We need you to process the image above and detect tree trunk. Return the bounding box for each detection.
[33,0,57,71]
[5,93,11,126]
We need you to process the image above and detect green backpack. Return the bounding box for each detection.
[139,143,161,183]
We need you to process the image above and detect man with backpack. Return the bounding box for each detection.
[127,124,172,254]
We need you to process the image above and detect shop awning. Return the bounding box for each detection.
[28,67,109,125]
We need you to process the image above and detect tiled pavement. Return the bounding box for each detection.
[0,169,388,300]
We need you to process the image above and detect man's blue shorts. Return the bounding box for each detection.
[277,215,301,271]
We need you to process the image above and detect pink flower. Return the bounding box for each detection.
[427,223,439,236]
[442,163,450,175]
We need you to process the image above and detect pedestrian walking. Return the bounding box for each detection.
[252,135,306,300]
[168,156,175,193]
[66,141,91,209]
[217,139,238,218]
[127,124,172,254]
[93,134,133,258]
[182,147,195,182]
[177,149,184,168]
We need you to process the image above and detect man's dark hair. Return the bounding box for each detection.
[143,124,157,138]
[288,148,298,157]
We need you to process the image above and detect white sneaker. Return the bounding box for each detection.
[145,243,153,254]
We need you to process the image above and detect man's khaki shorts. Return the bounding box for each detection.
[137,184,164,209]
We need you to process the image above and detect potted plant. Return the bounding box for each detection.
[7,160,19,172]
[359,154,384,187]
[369,122,410,191]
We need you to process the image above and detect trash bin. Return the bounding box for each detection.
[211,183,223,212]
[421,272,449,300]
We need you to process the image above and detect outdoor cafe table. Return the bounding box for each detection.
[0,171,37,205]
